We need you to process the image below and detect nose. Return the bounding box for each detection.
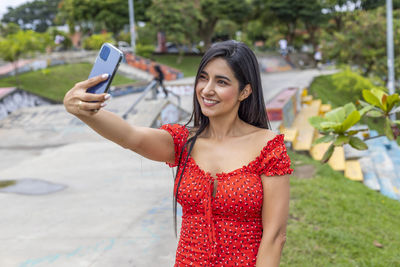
[202,79,215,96]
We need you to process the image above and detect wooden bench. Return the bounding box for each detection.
[319,104,332,115]
[293,128,315,151]
[329,146,345,171]
[309,133,345,171]
[301,95,313,105]
[266,87,298,127]
[345,160,364,181]
[291,100,321,151]
[310,136,330,161]
[281,127,298,143]
[301,88,308,97]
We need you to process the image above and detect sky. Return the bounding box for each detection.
[0,0,30,19]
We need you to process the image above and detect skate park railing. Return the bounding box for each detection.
[122,80,181,120]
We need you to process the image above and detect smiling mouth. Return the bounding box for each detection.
[202,97,219,105]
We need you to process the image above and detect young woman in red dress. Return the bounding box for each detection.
[63,40,292,266]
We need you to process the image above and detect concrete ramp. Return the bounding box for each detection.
[0,141,178,267]
[0,90,189,266]
[0,90,191,171]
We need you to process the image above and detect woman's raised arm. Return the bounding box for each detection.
[63,74,175,164]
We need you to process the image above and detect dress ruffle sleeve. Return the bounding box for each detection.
[256,134,293,177]
[159,124,189,168]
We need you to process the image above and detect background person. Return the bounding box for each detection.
[153,64,168,98]
[63,40,292,266]
[314,47,323,70]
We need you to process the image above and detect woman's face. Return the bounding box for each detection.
[196,58,245,119]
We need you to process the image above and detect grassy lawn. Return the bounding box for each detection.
[308,74,385,134]
[0,63,134,102]
[282,151,400,266]
[152,54,201,77]
[307,74,344,108]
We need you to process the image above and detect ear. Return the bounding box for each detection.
[239,84,252,101]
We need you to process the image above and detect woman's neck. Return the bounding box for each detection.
[205,113,245,141]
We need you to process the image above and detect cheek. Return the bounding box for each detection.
[195,81,204,95]
[218,87,240,102]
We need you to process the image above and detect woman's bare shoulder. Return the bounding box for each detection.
[249,126,278,147]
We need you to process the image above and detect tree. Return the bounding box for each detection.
[0,23,21,37]
[259,0,327,47]
[134,0,153,22]
[321,0,359,31]
[360,0,400,10]
[147,0,251,51]
[321,7,400,79]
[1,0,61,32]
[0,30,51,86]
[147,0,200,62]
[196,0,252,49]
[264,0,303,45]
[298,0,329,52]
[57,0,152,36]
[57,0,127,35]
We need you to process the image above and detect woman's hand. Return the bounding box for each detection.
[63,73,110,117]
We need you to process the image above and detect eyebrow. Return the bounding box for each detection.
[200,70,232,82]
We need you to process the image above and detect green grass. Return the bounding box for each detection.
[0,63,134,102]
[0,180,16,188]
[308,74,353,108]
[308,74,385,134]
[152,54,201,77]
[282,151,400,266]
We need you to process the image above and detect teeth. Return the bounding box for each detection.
[204,98,218,104]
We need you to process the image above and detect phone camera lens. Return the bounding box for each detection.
[100,46,110,61]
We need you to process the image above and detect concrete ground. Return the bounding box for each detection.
[0,68,335,267]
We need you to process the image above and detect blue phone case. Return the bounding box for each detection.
[86,43,123,94]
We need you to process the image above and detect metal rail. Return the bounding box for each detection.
[122,80,182,119]
[122,80,157,119]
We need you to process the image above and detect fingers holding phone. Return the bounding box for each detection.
[63,73,110,116]
[64,43,122,117]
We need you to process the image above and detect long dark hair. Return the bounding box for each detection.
[173,40,271,236]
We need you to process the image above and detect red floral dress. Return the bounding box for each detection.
[160,124,293,266]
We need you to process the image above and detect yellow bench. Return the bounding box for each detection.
[345,160,364,181]
[293,128,316,151]
[310,141,330,161]
[301,88,308,97]
[291,99,321,152]
[329,146,345,171]
[319,104,332,115]
[310,142,345,171]
[281,127,298,143]
[310,133,345,171]
[301,95,313,105]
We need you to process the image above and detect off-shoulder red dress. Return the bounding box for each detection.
[160,124,293,266]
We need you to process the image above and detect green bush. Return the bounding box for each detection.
[135,44,155,58]
[136,23,157,46]
[116,31,131,43]
[83,33,114,50]
[330,68,383,103]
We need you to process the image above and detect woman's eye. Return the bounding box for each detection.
[218,80,227,85]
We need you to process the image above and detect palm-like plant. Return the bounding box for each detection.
[309,88,400,162]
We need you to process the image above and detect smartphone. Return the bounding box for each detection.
[86,43,123,94]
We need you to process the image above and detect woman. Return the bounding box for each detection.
[64,40,292,266]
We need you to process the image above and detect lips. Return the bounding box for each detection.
[202,97,219,106]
